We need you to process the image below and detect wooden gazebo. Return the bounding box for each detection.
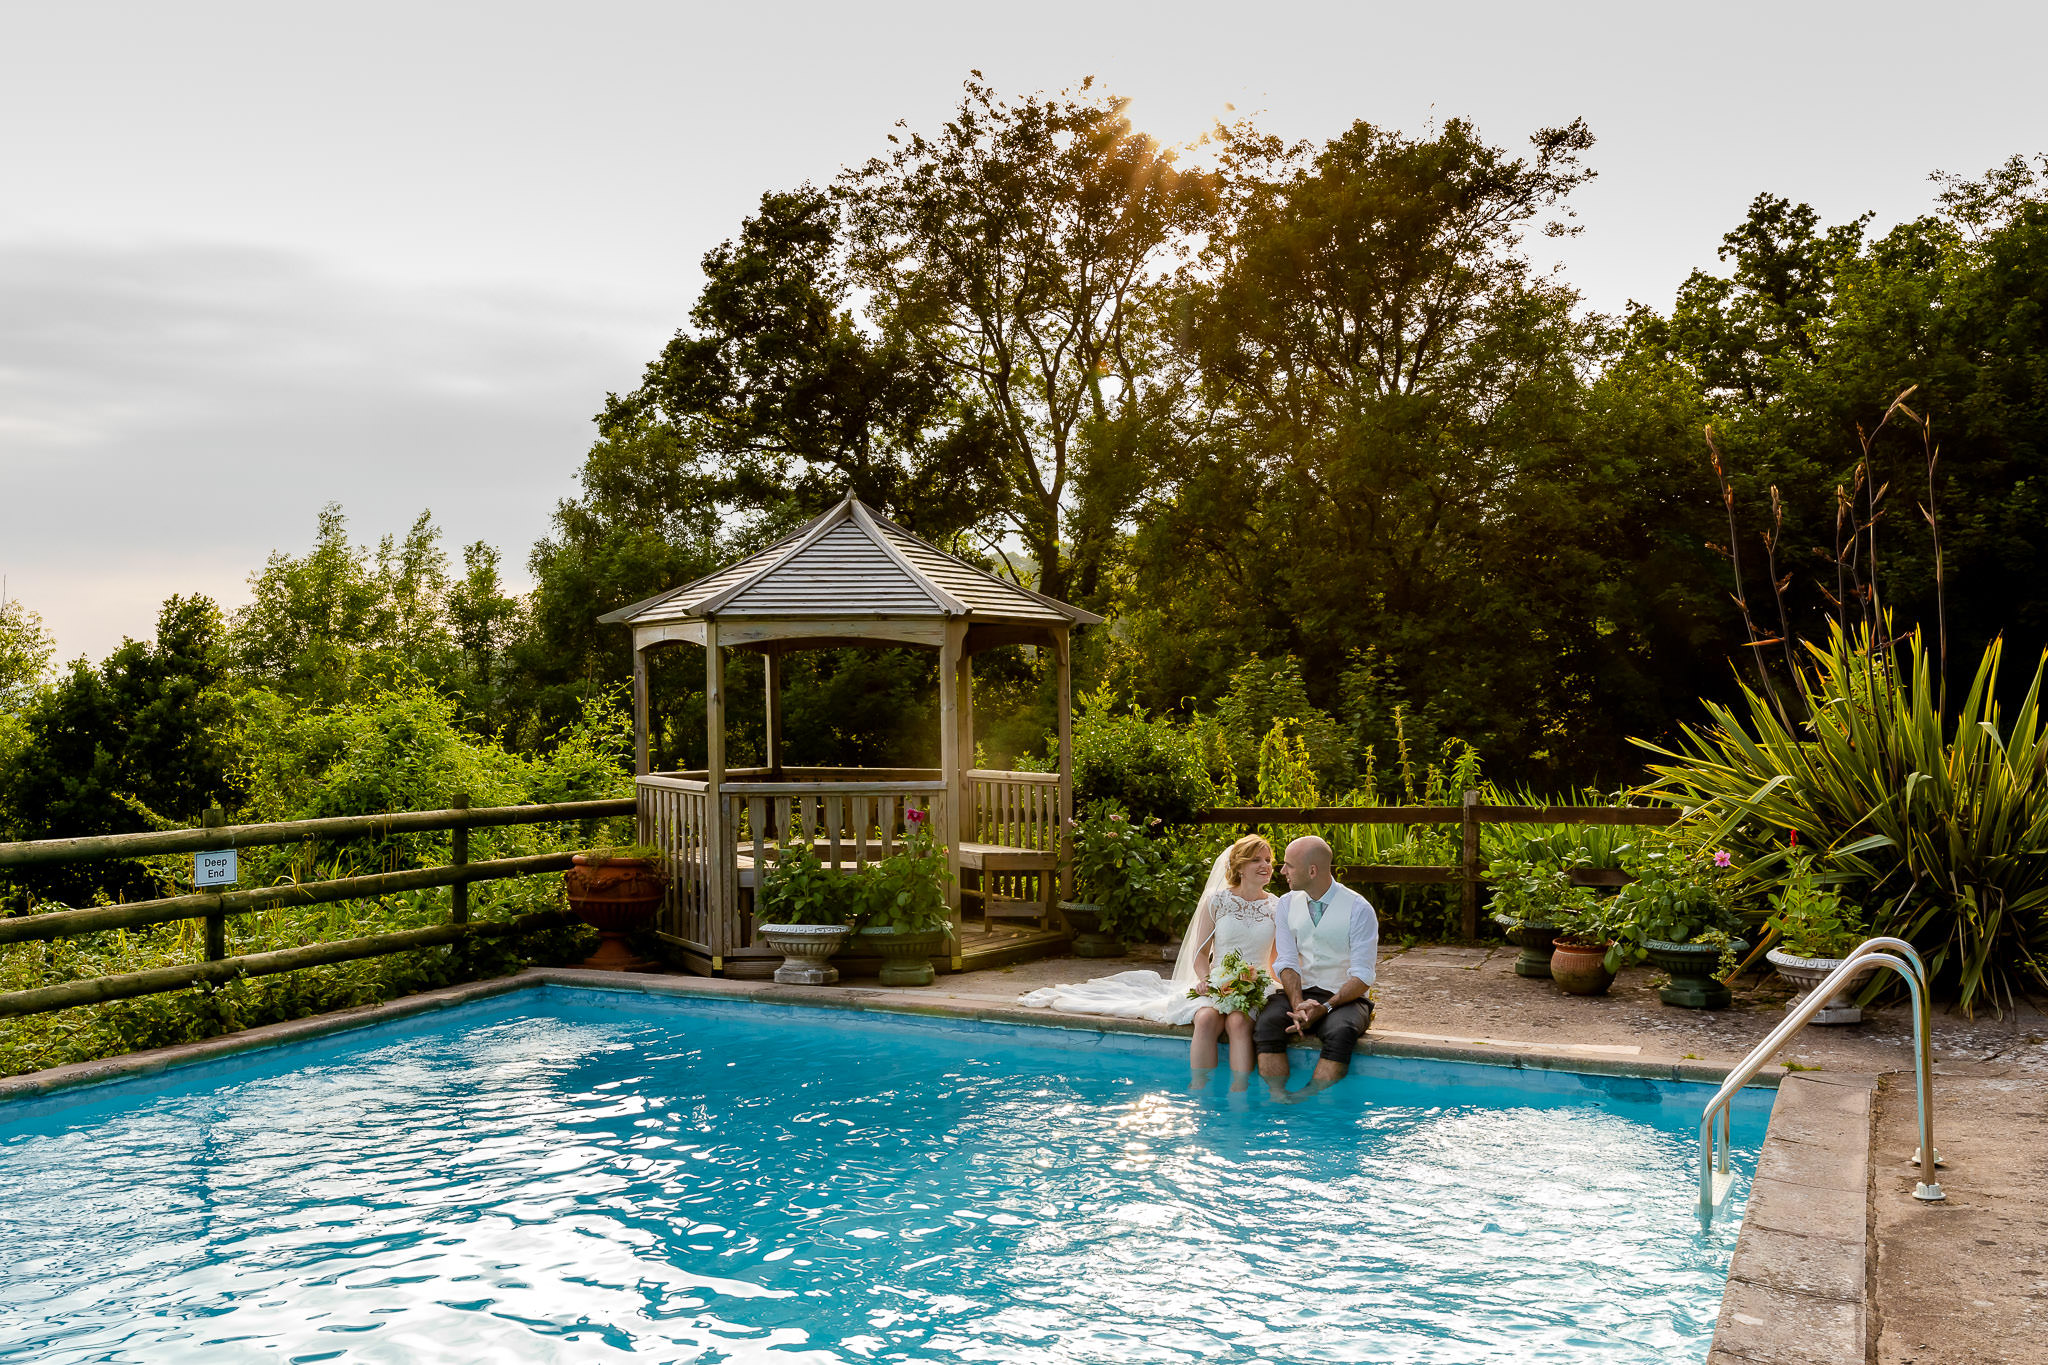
[600,495,1103,977]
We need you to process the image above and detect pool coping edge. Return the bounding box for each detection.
[1706,1070,1877,1364]
[0,965,1792,1101]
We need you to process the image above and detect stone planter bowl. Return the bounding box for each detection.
[758,922,851,986]
[1493,915,1560,979]
[1550,939,1615,996]
[1058,901,1122,959]
[1767,947,1870,1024]
[857,926,950,986]
[1643,938,1745,1010]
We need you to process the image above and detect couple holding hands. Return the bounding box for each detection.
[1017,830,1378,1093]
[1184,833,1378,1095]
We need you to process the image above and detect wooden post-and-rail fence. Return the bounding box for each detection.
[1192,796,1681,939]
[0,796,634,1019]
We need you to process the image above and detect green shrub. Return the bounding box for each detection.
[853,814,952,934]
[1605,838,1746,971]
[759,840,855,926]
[1485,855,1596,929]
[1639,625,2048,1012]
[1046,687,1216,826]
[1551,890,1635,950]
[1071,802,1204,943]
[1767,852,1864,959]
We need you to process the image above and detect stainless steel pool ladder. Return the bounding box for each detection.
[1698,936,1944,1226]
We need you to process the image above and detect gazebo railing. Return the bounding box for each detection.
[968,768,1059,851]
[638,774,716,958]
[635,772,954,973]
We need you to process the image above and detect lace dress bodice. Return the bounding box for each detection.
[1203,889,1278,987]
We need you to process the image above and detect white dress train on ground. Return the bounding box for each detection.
[1019,853,1278,1025]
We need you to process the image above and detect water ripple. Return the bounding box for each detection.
[0,994,1765,1363]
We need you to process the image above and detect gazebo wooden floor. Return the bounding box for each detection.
[947,920,1071,972]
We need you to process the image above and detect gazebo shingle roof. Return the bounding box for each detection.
[598,495,1103,628]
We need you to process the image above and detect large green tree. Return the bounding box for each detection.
[841,75,1219,602]
[601,186,1004,543]
[0,595,239,899]
[1115,117,1685,781]
[230,504,459,706]
[0,594,56,715]
[1636,153,2048,690]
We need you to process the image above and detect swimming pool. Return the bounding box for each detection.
[0,986,1769,1363]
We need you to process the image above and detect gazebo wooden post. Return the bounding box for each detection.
[632,645,651,777]
[763,649,784,778]
[1055,626,1074,904]
[956,645,975,862]
[938,619,966,969]
[703,622,728,971]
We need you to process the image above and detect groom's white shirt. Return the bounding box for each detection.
[1271,880,1379,994]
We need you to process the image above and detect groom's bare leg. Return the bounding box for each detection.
[1295,999,1371,1094]
[1252,995,1296,1091]
[1295,1058,1349,1094]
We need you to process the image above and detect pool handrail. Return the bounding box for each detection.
[1698,935,1942,1225]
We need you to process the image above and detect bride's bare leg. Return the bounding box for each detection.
[1190,1006,1223,1078]
[1222,1011,1255,1079]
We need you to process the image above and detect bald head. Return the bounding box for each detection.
[1282,836,1334,898]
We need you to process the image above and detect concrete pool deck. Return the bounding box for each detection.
[5,943,2043,1363]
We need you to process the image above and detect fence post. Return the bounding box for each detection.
[203,805,227,960]
[450,793,470,925]
[1460,790,1480,940]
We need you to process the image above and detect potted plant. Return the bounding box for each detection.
[564,842,669,971]
[1548,890,1630,996]
[1764,852,1868,1024]
[1486,856,1590,979]
[1055,899,1122,958]
[1609,842,1747,1009]
[755,839,854,985]
[1070,804,1200,954]
[851,807,953,986]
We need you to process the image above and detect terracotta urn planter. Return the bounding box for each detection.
[1058,901,1121,959]
[857,926,950,986]
[1645,938,1743,1010]
[1550,939,1616,996]
[1767,948,1867,1024]
[564,854,666,971]
[1493,914,1561,979]
[759,923,851,985]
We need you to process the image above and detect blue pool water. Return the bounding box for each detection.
[0,987,1769,1363]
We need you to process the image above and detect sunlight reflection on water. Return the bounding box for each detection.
[0,989,1767,1363]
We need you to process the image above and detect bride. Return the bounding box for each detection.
[1018,834,1279,1078]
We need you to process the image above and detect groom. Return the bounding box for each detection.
[1254,835,1379,1096]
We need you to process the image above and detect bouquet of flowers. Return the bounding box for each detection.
[1190,950,1273,1014]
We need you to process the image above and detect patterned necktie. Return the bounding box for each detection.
[1308,897,1327,928]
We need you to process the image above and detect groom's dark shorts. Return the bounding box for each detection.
[1253,987,1373,1066]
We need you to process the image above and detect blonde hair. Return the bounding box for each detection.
[1225,834,1273,892]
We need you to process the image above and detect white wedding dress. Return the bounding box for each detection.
[1019,853,1278,1026]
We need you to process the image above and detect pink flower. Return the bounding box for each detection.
[906,808,926,825]
[1110,813,1125,822]
[1713,849,1732,868]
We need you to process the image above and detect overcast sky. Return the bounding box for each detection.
[3,0,2043,664]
